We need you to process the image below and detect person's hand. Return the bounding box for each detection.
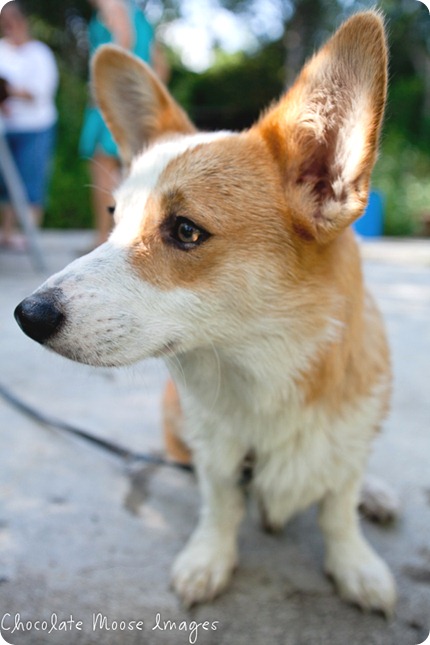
[2,82,33,102]
[0,77,10,105]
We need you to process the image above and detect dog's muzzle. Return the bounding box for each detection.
[14,290,65,344]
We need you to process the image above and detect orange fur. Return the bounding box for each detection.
[163,379,190,465]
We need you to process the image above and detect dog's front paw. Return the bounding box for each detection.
[171,536,236,608]
[325,540,396,616]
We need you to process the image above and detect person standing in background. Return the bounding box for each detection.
[80,0,169,247]
[0,0,58,250]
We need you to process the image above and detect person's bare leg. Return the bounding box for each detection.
[0,203,15,245]
[90,154,120,246]
[31,205,43,227]
[1,202,45,251]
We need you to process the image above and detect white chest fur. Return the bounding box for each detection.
[167,346,388,527]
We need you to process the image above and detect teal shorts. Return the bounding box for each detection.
[79,106,118,158]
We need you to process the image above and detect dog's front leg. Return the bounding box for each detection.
[171,458,245,607]
[319,477,396,616]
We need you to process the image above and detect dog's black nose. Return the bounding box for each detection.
[14,291,65,344]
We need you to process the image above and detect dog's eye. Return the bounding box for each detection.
[170,217,210,250]
[177,221,200,243]
[107,205,115,216]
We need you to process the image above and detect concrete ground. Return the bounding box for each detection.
[0,231,429,645]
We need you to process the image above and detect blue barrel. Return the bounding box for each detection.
[353,190,384,237]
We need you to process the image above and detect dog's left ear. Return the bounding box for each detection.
[255,11,387,244]
[91,45,196,166]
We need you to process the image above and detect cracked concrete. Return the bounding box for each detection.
[0,231,429,645]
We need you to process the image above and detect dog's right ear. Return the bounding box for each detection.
[91,45,196,166]
[255,11,387,244]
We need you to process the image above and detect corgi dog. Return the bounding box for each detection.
[15,11,396,614]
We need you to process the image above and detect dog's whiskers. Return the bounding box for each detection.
[88,156,121,182]
[208,341,221,415]
[84,183,115,198]
[163,351,188,391]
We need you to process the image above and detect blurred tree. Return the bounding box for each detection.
[19,0,430,120]
[219,0,340,85]
[12,0,430,234]
[169,40,286,130]
[21,0,92,24]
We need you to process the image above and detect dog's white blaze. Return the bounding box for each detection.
[111,131,233,247]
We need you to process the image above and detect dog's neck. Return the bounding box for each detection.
[166,313,341,414]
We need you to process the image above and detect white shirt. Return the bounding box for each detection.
[0,39,58,132]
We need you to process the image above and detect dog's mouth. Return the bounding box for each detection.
[45,331,182,368]
[42,336,182,369]
[15,290,182,367]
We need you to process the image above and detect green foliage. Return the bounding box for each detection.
[21,0,92,26]
[170,40,285,130]
[44,63,92,229]
[374,0,430,236]
[386,77,424,145]
[374,131,430,236]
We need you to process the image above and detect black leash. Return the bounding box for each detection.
[0,382,193,473]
